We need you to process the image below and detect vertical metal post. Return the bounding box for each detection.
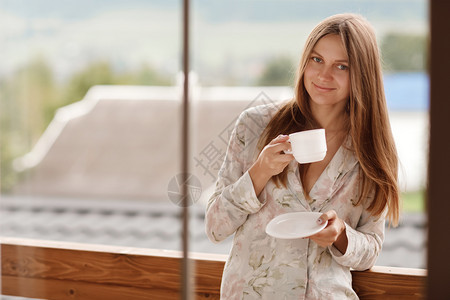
[181,0,191,299]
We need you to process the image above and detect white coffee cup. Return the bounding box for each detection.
[285,129,327,164]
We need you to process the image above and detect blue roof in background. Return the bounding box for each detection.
[384,72,429,111]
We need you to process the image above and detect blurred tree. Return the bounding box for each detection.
[381,33,427,72]
[12,56,58,142]
[256,56,296,86]
[117,64,172,86]
[62,61,116,105]
[0,55,58,191]
[62,62,172,105]
[0,80,18,191]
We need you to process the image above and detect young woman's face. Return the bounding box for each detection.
[304,34,350,111]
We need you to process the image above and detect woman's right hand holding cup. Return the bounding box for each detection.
[249,135,294,197]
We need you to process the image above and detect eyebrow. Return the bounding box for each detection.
[311,50,349,63]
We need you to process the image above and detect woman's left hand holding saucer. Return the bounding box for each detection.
[307,210,348,254]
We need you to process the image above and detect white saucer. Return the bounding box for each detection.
[265,212,328,239]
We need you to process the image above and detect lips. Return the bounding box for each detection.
[313,82,335,92]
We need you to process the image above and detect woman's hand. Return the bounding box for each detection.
[249,135,294,197]
[308,210,348,254]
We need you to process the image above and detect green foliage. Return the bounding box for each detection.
[62,61,116,105]
[401,190,425,213]
[119,65,173,86]
[0,55,60,191]
[381,33,427,72]
[256,56,296,86]
[62,62,172,106]
[3,56,58,142]
[0,56,172,192]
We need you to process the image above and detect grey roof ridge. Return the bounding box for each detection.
[1,194,207,216]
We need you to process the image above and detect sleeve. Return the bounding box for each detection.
[328,208,385,271]
[205,110,265,243]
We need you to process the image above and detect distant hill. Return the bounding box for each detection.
[0,0,177,19]
[2,0,426,24]
[195,0,426,23]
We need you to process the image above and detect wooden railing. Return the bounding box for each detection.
[1,237,426,299]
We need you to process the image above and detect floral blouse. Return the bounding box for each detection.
[205,103,385,300]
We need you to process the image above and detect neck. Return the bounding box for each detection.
[311,103,348,132]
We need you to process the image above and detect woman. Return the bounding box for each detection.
[205,13,399,299]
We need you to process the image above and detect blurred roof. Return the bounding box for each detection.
[12,85,292,200]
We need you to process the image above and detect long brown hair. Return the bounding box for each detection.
[259,14,400,226]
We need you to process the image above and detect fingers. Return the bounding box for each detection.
[317,210,337,226]
[253,134,294,179]
[268,134,289,145]
[267,135,292,156]
[308,210,346,248]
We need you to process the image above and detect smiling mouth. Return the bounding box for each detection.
[313,83,335,91]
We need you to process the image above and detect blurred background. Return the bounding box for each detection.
[0,0,427,278]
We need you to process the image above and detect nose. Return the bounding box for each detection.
[317,65,333,81]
